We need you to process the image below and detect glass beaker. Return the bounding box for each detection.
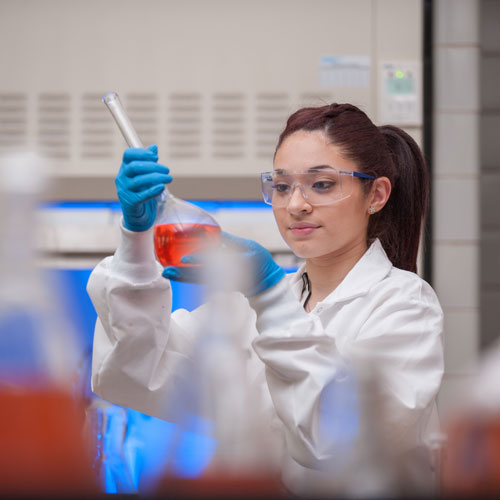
[0,151,100,497]
[102,92,221,268]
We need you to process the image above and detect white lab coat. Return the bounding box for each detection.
[88,225,444,496]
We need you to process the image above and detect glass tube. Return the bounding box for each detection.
[102,91,175,200]
[102,92,144,149]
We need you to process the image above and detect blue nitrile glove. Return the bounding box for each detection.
[115,145,172,232]
[162,231,286,296]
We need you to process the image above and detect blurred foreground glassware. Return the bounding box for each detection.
[102,92,221,268]
[0,151,100,497]
[441,413,500,496]
[153,247,285,497]
[85,399,136,494]
[316,362,400,498]
[440,339,500,497]
[305,360,438,498]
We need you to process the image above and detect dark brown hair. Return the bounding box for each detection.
[275,103,429,273]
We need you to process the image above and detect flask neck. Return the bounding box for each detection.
[155,192,220,227]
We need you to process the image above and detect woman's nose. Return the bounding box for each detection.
[286,184,312,214]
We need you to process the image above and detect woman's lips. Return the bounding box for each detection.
[289,223,320,236]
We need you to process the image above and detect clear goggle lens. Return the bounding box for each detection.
[261,169,374,207]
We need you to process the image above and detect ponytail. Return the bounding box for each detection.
[371,126,429,273]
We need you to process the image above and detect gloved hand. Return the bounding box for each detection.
[115,145,172,232]
[162,232,286,296]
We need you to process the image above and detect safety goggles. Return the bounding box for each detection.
[260,168,376,207]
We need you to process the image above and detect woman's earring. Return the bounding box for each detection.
[369,206,375,214]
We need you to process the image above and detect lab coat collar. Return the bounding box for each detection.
[289,239,393,305]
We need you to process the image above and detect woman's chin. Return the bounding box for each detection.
[287,241,321,260]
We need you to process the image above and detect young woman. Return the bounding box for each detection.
[88,103,444,495]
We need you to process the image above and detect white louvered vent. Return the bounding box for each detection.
[125,93,158,148]
[0,93,27,151]
[3,90,338,169]
[38,93,70,159]
[255,93,290,160]
[81,93,114,159]
[212,93,245,158]
[168,93,201,159]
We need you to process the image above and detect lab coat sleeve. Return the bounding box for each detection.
[249,274,444,471]
[87,224,205,421]
[346,278,444,455]
[249,279,347,469]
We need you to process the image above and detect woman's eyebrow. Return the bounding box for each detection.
[308,165,335,172]
[273,165,335,174]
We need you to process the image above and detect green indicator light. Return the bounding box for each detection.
[396,70,405,79]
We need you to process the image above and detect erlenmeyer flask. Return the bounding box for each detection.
[102,92,221,267]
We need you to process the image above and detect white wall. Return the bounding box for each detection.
[0,0,423,200]
[433,0,481,419]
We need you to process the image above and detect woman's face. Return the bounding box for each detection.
[272,130,372,262]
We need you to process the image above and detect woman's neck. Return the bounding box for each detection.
[304,239,368,311]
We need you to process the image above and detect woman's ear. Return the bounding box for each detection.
[367,176,391,214]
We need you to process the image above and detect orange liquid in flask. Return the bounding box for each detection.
[154,223,221,267]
